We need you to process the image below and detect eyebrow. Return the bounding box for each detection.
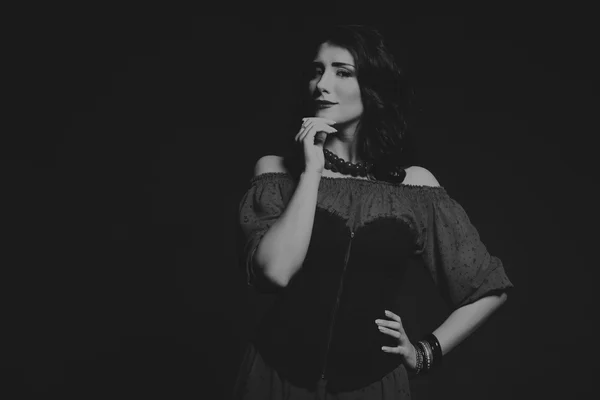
[312,61,356,69]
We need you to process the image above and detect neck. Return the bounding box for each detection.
[324,119,362,163]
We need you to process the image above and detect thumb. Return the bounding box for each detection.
[314,131,328,147]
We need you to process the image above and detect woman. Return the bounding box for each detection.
[234,24,513,399]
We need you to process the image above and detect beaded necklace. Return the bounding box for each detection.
[322,148,408,183]
[323,148,372,178]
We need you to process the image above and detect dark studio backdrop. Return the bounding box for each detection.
[2,11,598,399]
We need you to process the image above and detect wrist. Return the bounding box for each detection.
[407,342,419,371]
[301,170,322,180]
[409,342,423,375]
[412,334,443,376]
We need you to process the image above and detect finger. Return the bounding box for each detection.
[300,121,337,144]
[316,118,337,125]
[296,121,314,141]
[311,125,337,145]
[314,131,328,147]
[384,310,400,321]
[299,124,315,143]
[301,122,330,143]
[384,310,405,331]
[299,120,316,138]
[303,117,336,128]
[378,326,401,339]
[375,319,401,331]
[302,118,318,127]
[381,346,402,354]
[304,119,335,132]
[295,126,306,142]
[382,346,409,357]
[303,117,335,123]
[313,122,337,135]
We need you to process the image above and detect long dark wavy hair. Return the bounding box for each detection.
[283,24,415,183]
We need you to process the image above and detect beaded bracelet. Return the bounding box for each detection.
[417,341,431,372]
[414,343,423,374]
[422,340,434,371]
[424,333,443,364]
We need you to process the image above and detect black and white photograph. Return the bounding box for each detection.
[3,11,597,399]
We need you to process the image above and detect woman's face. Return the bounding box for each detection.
[308,42,363,124]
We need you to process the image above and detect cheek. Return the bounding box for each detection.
[339,82,362,105]
[350,89,362,106]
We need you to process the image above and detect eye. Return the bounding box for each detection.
[337,69,353,78]
[309,67,323,78]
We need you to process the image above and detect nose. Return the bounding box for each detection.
[316,71,332,93]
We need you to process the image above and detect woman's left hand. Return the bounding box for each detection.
[376,310,418,370]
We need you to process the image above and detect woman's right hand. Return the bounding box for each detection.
[294,117,337,175]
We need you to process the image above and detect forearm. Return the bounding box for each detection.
[432,292,508,356]
[254,171,321,287]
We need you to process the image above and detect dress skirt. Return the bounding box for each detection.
[232,343,412,400]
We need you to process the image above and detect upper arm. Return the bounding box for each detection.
[403,166,440,187]
[254,155,288,177]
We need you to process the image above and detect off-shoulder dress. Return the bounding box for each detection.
[234,172,513,400]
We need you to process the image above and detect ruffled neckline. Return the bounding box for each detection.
[251,172,447,192]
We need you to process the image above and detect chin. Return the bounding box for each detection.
[315,109,336,118]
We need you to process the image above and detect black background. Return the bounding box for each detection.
[3,10,598,399]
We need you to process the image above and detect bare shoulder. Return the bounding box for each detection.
[254,155,289,177]
[403,166,441,187]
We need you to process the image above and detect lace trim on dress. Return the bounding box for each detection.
[249,172,448,195]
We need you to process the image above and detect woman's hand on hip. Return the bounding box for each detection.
[376,310,418,371]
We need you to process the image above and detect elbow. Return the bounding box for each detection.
[486,291,508,311]
[253,257,291,289]
[267,273,290,288]
[261,263,291,288]
[254,249,294,289]
[486,290,508,306]
[250,263,289,293]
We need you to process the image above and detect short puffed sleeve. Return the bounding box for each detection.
[238,173,295,287]
[413,188,514,309]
